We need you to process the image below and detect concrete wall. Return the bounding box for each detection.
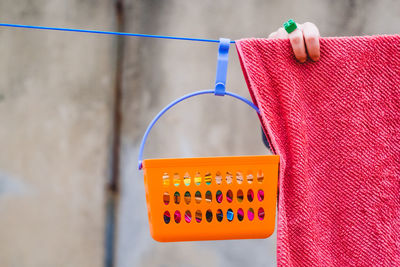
[0,1,116,267]
[0,1,399,267]
[115,1,400,267]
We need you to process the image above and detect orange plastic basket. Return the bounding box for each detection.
[138,38,280,242]
[142,155,279,242]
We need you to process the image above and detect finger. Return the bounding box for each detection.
[302,22,320,61]
[268,31,278,39]
[275,27,288,39]
[288,27,307,63]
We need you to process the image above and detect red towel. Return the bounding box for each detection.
[236,36,400,266]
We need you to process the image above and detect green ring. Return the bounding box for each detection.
[283,19,297,34]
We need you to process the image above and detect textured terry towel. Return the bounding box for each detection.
[236,35,400,266]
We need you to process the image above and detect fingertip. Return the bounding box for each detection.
[302,23,320,63]
[289,29,307,63]
[308,46,321,61]
[297,56,307,63]
[311,55,320,62]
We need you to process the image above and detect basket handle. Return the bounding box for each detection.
[138,38,260,170]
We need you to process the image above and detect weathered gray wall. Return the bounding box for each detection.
[115,1,400,267]
[1,1,399,267]
[0,1,116,267]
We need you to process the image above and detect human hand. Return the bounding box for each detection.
[268,22,320,63]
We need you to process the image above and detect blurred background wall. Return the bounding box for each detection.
[0,1,399,267]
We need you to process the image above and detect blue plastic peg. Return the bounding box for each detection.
[214,38,230,96]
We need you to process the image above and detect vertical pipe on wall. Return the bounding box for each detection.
[105,0,125,266]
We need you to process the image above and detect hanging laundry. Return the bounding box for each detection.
[236,35,400,266]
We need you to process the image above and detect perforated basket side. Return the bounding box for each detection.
[143,155,279,242]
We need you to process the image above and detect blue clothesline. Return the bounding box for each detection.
[0,23,236,43]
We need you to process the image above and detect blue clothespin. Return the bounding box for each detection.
[214,38,230,96]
